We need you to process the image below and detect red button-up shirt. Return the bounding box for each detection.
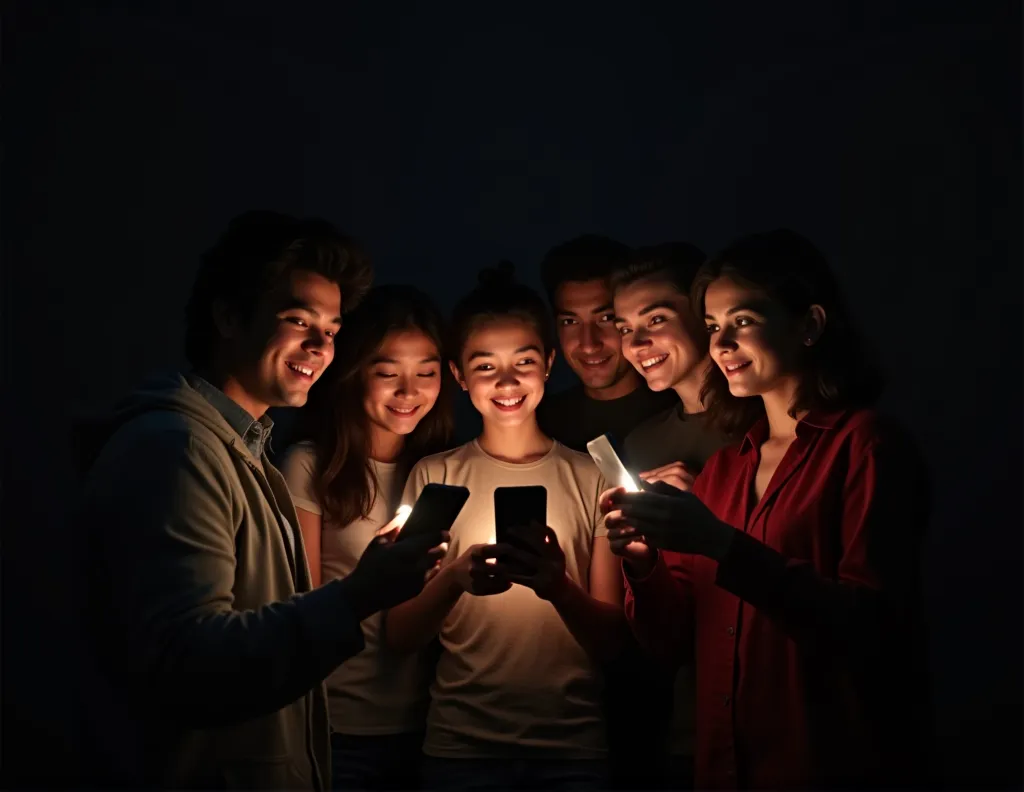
[624,409,931,790]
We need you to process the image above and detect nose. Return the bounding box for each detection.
[495,367,520,389]
[579,321,603,353]
[394,374,418,398]
[302,327,332,356]
[629,329,652,352]
[713,325,738,353]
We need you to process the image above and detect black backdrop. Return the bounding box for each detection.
[3,1,1021,787]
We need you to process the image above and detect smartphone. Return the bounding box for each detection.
[586,434,641,493]
[493,486,547,572]
[394,483,469,545]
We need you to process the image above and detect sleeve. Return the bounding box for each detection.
[712,424,928,660]
[87,423,365,728]
[279,442,322,515]
[399,459,432,508]
[623,551,697,667]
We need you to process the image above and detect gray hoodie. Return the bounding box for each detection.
[75,372,365,789]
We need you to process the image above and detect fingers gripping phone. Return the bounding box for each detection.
[493,486,547,574]
[394,483,469,545]
[586,434,682,497]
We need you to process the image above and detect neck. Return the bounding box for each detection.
[369,423,405,463]
[672,360,710,414]
[478,415,553,463]
[197,366,267,420]
[761,378,803,440]
[583,366,641,402]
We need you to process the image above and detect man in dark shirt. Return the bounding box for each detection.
[537,235,676,451]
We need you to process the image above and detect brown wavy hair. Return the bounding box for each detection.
[693,229,884,437]
[296,284,454,526]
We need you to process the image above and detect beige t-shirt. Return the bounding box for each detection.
[402,439,609,759]
[281,441,431,735]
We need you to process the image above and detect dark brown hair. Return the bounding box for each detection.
[450,261,556,366]
[296,285,453,527]
[693,229,884,436]
[539,235,632,305]
[185,210,373,367]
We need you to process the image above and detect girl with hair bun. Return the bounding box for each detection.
[386,264,625,790]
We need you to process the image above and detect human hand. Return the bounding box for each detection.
[638,461,695,493]
[484,523,569,602]
[601,487,657,577]
[347,528,450,617]
[445,543,513,597]
[616,490,736,560]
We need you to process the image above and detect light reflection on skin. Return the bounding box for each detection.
[394,504,413,529]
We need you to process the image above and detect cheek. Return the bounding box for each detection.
[422,379,442,408]
[363,379,391,411]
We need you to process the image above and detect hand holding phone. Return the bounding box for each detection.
[393,484,470,546]
[493,486,547,574]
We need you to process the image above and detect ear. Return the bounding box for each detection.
[212,299,241,341]
[448,359,468,391]
[544,347,556,381]
[802,304,827,347]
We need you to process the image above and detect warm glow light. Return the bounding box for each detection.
[394,504,413,529]
[486,533,497,564]
[621,472,641,493]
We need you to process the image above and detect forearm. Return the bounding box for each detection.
[549,577,631,663]
[383,564,462,653]
[136,577,365,727]
[624,554,694,666]
[714,532,887,657]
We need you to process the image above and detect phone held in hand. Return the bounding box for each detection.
[586,434,641,493]
[394,483,469,545]
[493,486,547,572]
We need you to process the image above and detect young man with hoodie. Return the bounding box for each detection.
[74,211,447,790]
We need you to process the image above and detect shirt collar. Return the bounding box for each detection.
[188,374,274,459]
[739,408,847,454]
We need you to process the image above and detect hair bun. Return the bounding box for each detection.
[478,260,517,288]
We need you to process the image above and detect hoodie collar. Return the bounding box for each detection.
[187,373,274,460]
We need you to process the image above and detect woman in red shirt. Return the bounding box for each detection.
[603,229,932,790]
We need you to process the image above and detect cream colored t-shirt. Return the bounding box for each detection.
[281,441,431,735]
[402,439,609,759]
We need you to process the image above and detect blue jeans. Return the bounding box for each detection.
[422,756,610,790]
[330,731,424,790]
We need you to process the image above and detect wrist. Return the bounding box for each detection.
[544,572,572,605]
[624,551,658,581]
[336,573,379,622]
[706,520,737,562]
[439,564,465,601]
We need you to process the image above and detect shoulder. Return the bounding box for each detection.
[104,410,228,467]
[278,440,318,474]
[408,441,477,481]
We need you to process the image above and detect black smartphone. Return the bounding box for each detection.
[493,486,547,572]
[394,483,469,545]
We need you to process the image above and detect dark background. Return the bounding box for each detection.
[3,1,1021,787]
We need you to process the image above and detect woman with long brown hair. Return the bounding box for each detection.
[602,230,932,789]
[280,283,453,790]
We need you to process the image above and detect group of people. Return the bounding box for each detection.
[73,211,932,791]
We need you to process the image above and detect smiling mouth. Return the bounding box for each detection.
[579,355,612,368]
[387,405,421,417]
[492,395,526,411]
[724,360,751,376]
[640,354,668,371]
[286,361,315,379]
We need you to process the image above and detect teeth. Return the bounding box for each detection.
[494,396,525,407]
[390,406,416,414]
[288,363,314,376]
[641,355,668,369]
[726,362,748,372]
[582,357,609,366]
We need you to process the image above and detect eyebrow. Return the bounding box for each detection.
[705,301,771,320]
[467,344,542,362]
[371,354,442,365]
[638,301,677,316]
[556,303,614,317]
[281,300,342,325]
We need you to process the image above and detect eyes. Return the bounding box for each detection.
[617,314,667,336]
[284,316,336,340]
[473,357,538,373]
[375,371,438,379]
[559,314,615,327]
[705,316,756,334]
